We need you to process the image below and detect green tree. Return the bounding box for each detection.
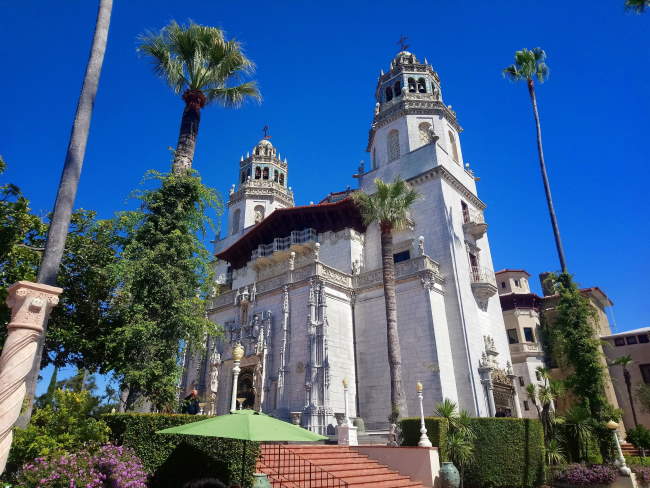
[21,0,113,427]
[138,21,261,174]
[637,384,650,413]
[625,0,649,13]
[611,355,638,426]
[107,171,220,410]
[353,178,420,420]
[503,48,568,273]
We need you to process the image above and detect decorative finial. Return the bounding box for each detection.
[416,381,423,393]
[397,35,409,52]
[262,125,271,140]
[232,343,245,361]
[342,378,349,388]
[380,69,384,76]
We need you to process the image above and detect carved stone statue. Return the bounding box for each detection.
[313,243,321,261]
[417,236,425,256]
[351,259,361,276]
[254,208,264,223]
[374,102,380,116]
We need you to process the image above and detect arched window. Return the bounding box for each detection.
[254,205,265,224]
[417,78,427,93]
[262,167,269,180]
[419,122,434,145]
[231,209,241,235]
[385,86,393,102]
[393,81,402,97]
[279,173,285,186]
[387,129,400,162]
[274,170,279,182]
[240,171,246,183]
[255,166,261,179]
[448,131,459,162]
[408,78,417,93]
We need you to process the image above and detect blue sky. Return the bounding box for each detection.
[1,2,648,391]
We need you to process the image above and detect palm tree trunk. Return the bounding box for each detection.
[380,225,408,420]
[172,90,206,174]
[17,0,112,428]
[624,368,639,426]
[527,79,568,273]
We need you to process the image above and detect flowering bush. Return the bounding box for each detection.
[14,444,147,488]
[633,466,650,486]
[554,464,617,486]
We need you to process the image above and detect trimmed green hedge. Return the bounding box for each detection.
[400,417,545,488]
[103,413,259,488]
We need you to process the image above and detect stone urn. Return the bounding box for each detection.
[252,473,271,488]
[440,461,460,488]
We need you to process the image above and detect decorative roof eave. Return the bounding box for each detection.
[216,198,366,269]
[408,166,486,211]
[366,100,462,151]
[495,269,532,277]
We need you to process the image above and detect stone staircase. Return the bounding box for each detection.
[621,442,644,457]
[257,444,427,488]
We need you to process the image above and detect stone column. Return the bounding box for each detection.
[507,371,522,418]
[481,377,496,417]
[0,281,62,474]
[230,343,244,413]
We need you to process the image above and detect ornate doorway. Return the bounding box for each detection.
[237,368,256,409]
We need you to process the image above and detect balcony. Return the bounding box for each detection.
[462,208,487,239]
[470,265,498,309]
[251,228,317,261]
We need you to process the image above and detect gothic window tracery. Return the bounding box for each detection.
[448,131,460,162]
[419,122,434,145]
[263,167,269,180]
[387,129,400,162]
[385,86,393,102]
[417,77,427,93]
[255,166,261,179]
[408,77,417,93]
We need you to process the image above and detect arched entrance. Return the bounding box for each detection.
[237,368,256,409]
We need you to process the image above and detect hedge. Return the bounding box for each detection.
[400,417,545,488]
[102,413,259,488]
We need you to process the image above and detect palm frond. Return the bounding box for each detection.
[352,178,421,231]
[205,82,261,107]
[625,0,649,13]
[503,47,549,83]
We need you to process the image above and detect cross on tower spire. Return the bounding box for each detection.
[262,125,271,140]
[397,35,409,52]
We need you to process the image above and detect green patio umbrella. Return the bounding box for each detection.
[157,410,326,486]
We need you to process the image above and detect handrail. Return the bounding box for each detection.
[258,443,349,488]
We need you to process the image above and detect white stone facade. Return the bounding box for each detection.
[181,51,517,433]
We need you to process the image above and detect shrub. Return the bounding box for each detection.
[6,389,110,476]
[14,444,146,488]
[632,466,650,486]
[400,417,544,488]
[627,456,650,467]
[102,413,259,488]
[554,464,617,486]
[627,425,650,451]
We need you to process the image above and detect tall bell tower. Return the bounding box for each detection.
[227,135,294,237]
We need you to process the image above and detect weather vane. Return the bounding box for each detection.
[397,35,409,52]
[262,125,271,140]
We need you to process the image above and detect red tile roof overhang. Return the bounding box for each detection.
[216,198,366,269]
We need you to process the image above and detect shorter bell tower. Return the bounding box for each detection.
[227,135,294,236]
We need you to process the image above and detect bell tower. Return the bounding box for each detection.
[227,134,294,236]
[366,50,463,172]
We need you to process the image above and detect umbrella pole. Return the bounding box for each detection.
[241,439,247,488]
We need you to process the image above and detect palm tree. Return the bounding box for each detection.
[625,0,649,13]
[18,0,113,428]
[353,178,420,420]
[434,399,476,488]
[138,21,261,174]
[612,355,638,426]
[503,48,568,273]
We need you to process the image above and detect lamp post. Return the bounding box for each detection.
[338,378,358,446]
[343,378,352,427]
[607,420,631,476]
[417,381,432,448]
[230,343,244,413]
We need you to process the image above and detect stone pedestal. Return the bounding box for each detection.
[337,424,358,446]
[0,281,62,475]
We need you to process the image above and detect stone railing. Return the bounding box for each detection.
[462,207,485,225]
[509,342,542,355]
[470,266,497,287]
[251,228,317,260]
[355,255,442,289]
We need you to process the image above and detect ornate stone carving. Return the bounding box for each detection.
[0,281,62,474]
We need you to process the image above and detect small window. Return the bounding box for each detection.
[385,86,393,102]
[638,334,649,344]
[394,81,402,97]
[461,201,469,224]
[393,250,410,263]
[519,377,525,387]
[627,336,638,345]
[255,166,261,179]
[448,131,460,162]
[523,400,530,411]
[387,129,400,162]
[274,170,279,182]
[240,171,246,183]
[262,167,269,180]
[417,77,427,93]
[614,337,626,346]
[279,173,285,186]
[501,281,506,289]
[507,329,519,345]
[524,327,535,343]
[407,77,417,93]
[641,364,650,384]
[514,279,521,287]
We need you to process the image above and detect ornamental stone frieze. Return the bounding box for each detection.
[228,180,294,208]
